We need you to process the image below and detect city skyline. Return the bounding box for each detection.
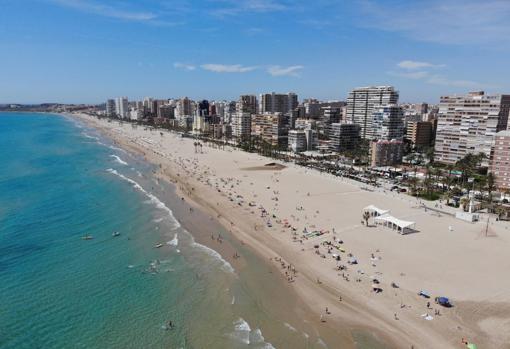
[1,0,510,104]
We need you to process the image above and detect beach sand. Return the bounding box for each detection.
[72,113,510,349]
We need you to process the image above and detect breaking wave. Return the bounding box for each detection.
[106,168,180,229]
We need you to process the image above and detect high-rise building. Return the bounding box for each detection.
[115,97,128,118]
[198,100,209,117]
[259,92,298,114]
[434,91,510,166]
[175,97,193,119]
[329,123,361,152]
[321,106,342,138]
[158,104,175,119]
[370,139,404,167]
[346,86,399,139]
[251,113,288,149]
[371,104,405,141]
[232,112,252,142]
[237,95,257,114]
[106,99,116,117]
[288,130,307,152]
[406,121,433,148]
[304,129,318,151]
[489,130,510,190]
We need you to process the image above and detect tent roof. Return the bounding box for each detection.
[363,205,390,215]
[375,214,415,229]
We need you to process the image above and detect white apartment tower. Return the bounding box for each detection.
[371,104,405,141]
[232,112,252,142]
[434,91,510,166]
[346,86,399,139]
[115,97,129,118]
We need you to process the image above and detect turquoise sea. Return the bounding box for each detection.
[0,113,388,349]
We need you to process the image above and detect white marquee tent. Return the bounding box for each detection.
[374,215,416,235]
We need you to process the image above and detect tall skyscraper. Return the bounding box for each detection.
[106,99,116,117]
[198,100,209,117]
[329,123,361,152]
[259,92,298,114]
[489,130,510,189]
[346,86,399,139]
[232,112,252,142]
[175,97,193,119]
[237,95,257,115]
[115,97,128,118]
[321,106,342,138]
[434,91,510,165]
[371,104,405,141]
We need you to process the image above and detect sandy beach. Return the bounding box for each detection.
[71,113,510,349]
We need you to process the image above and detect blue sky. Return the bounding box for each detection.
[1,0,509,104]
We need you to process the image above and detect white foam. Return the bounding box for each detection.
[109,144,127,153]
[231,318,251,344]
[153,217,164,223]
[229,318,276,348]
[82,132,99,141]
[110,154,128,165]
[231,296,235,305]
[167,233,178,246]
[283,322,297,332]
[106,168,180,229]
[190,237,235,274]
[317,338,328,348]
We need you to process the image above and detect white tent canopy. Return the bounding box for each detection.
[363,205,390,217]
[374,215,416,234]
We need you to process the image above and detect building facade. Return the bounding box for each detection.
[259,92,298,114]
[346,86,399,139]
[288,130,307,152]
[371,104,405,141]
[434,91,510,166]
[106,99,116,117]
[232,112,252,142]
[489,130,510,190]
[406,121,433,148]
[115,97,128,118]
[370,139,404,167]
[237,95,257,115]
[251,113,288,149]
[329,123,361,152]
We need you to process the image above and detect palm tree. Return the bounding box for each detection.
[485,172,496,212]
[460,196,470,212]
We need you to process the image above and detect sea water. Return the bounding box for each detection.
[0,113,388,349]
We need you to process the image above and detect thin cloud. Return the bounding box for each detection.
[51,0,182,25]
[360,0,510,45]
[174,62,196,71]
[211,0,287,17]
[389,63,493,89]
[201,64,257,73]
[388,70,431,80]
[267,65,304,77]
[397,60,445,70]
[426,75,488,89]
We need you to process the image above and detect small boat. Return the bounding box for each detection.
[81,235,93,240]
[154,243,163,248]
[112,231,121,237]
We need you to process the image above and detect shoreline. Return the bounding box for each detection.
[67,112,510,349]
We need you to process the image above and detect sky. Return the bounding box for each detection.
[1,0,510,104]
